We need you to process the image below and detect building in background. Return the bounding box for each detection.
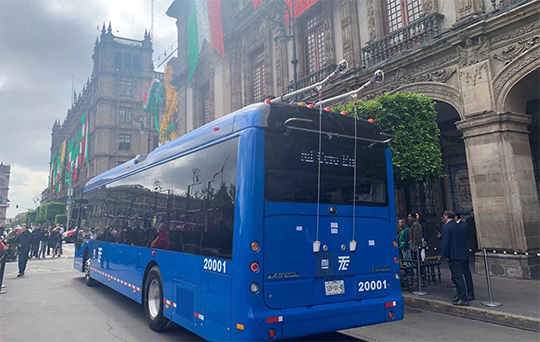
[43,23,164,206]
[0,162,11,224]
[166,0,539,279]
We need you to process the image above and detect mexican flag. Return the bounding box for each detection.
[78,112,89,167]
[253,0,319,19]
[187,0,225,80]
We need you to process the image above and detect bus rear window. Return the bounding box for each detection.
[265,132,387,206]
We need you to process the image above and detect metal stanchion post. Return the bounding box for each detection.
[481,248,502,307]
[413,246,428,296]
[0,254,7,294]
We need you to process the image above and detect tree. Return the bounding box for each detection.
[335,92,443,188]
[26,211,37,224]
[55,214,67,225]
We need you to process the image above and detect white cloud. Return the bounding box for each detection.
[6,165,48,218]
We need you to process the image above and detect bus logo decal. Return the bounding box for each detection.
[338,256,350,271]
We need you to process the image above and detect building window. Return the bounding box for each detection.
[114,53,122,67]
[408,181,436,216]
[303,12,326,74]
[251,48,265,103]
[201,86,213,126]
[384,0,422,34]
[132,56,140,70]
[118,134,131,150]
[119,107,132,123]
[123,54,132,68]
[119,81,133,96]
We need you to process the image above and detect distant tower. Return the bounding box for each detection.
[0,163,11,224]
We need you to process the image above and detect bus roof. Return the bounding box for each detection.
[84,102,386,192]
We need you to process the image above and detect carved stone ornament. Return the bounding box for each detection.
[459,63,486,86]
[366,0,376,42]
[455,0,484,22]
[494,35,540,65]
[494,50,540,97]
[490,22,540,45]
[456,33,489,67]
[412,68,457,83]
[421,0,438,14]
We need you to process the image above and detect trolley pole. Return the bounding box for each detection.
[481,248,502,307]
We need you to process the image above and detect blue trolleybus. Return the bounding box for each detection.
[74,102,404,341]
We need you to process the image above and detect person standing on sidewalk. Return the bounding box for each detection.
[408,213,423,260]
[31,225,42,259]
[441,210,469,306]
[39,227,50,259]
[16,224,33,277]
[455,212,475,301]
[398,219,411,260]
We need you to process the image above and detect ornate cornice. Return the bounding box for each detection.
[493,35,540,64]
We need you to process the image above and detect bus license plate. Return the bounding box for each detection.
[325,280,345,296]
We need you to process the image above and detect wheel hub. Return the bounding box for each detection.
[148,279,161,319]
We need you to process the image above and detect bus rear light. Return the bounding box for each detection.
[395,272,400,280]
[394,256,398,264]
[388,311,394,320]
[151,251,156,256]
[393,240,398,248]
[385,301,397,308]
[268,328,277,339]
[250,262,259,272]
[251,241,260,252]
[250,282,259,293]
[266,316,283,323]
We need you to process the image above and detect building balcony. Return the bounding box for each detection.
[288,63,337,93]
[361,12,444,67]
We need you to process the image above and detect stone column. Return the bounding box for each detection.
[456,111,540,279]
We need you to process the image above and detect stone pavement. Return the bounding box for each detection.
[403,260,540,332]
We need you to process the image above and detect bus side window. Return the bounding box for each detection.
[200,138,238,260]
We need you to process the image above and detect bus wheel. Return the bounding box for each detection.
[144,266,167,332]
[84,254,97,287]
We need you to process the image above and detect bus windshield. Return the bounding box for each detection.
[265,131,388,206]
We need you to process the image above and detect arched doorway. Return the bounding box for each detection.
[400,99,471,247]
[505,69,540,201]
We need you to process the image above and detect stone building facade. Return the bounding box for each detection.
[43,23,163,205]
[167,0,539,279]
[0,163,11,224]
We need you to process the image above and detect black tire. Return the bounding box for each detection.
[84,252,97,287]
[144,266,167,332]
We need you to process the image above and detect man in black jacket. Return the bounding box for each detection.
[31,225,42,258]
[455,212,475,301]
[16,224,33,277]
[441,210,469,306]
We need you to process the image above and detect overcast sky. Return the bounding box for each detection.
[0,0,177,218]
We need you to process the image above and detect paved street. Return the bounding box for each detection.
[0,250,538,342]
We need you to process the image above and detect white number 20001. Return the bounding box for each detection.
[358,279,388,292]
[203,258,227,274]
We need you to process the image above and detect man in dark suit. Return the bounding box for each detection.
[441,210,469,306]
[455,212,475,301]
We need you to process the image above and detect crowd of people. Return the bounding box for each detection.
[0,223,65,277]
[397,210,477,306]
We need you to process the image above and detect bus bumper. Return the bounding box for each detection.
[278,295,404,340]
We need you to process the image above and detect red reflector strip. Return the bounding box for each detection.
[163,299,177,308]
[194,312,205,321]
[266,316,283,323]
[385,301,397,307]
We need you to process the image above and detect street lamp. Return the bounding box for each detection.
[133,108,152,154]
[271,0,298,91]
